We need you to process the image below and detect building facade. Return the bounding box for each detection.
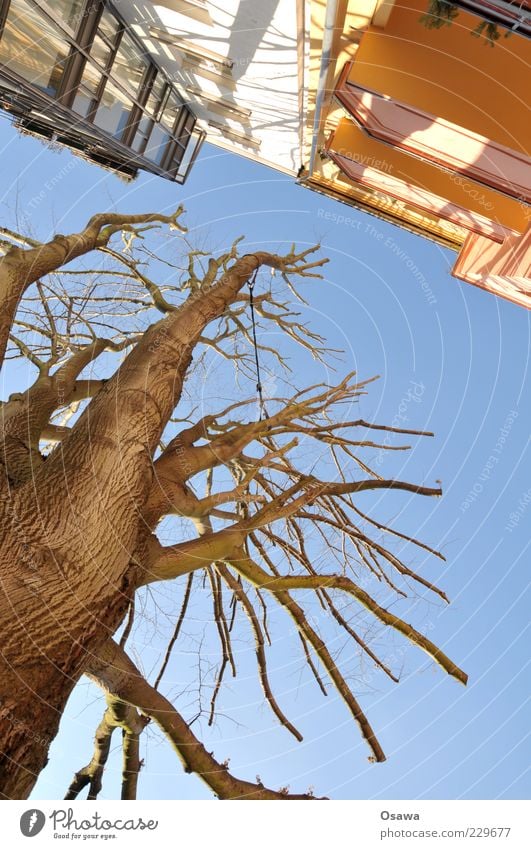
[301,0,531,308]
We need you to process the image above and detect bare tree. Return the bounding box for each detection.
[0,209,466,800]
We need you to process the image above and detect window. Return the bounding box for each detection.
[127,73,163,152]
[90,33,113,70]
[144,75,167,118]
[159,91,182,132]
[171,125,202,180]
[0,0,201,182]
[143,123,170,165]
[0,0,69,96]
[165,110,196,173]
[42,0,85,33]
[130,113,152,153]
[72,60,103,117]
[111,32,148,98]
[96,7,120,45]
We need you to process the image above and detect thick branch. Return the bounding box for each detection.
[0,208,185,369]
[144,477,441,584]
[65,696,147,800]
[64,702,116,800]
[228,551,467,686]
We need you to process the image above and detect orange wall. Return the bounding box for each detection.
[330,119,530,232]
[348,0,531,153]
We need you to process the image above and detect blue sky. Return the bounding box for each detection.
[0,116,529,801]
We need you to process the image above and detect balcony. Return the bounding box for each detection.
[452,225,531,309]
[335,62,531,204]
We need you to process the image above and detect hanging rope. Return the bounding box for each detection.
[247,269,268,421]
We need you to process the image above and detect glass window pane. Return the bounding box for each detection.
[94,79,133,138]
[143,123,170,165]
[78,61,102,95]
[145,76,166,118]
[160,93,182,132]
[111,33,148,97]
[42,0,85,33]
[173,129,199,178]
[131,114,153,152]
[90,34,112,69]
[72,61,102,115]
[72,86,94,117]
[137,115,153,135]
[0,0,69,97]
[97,9,120,45]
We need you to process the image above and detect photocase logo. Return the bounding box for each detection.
[20,809,46,837]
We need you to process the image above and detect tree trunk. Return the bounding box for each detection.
[0,438,145,797]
